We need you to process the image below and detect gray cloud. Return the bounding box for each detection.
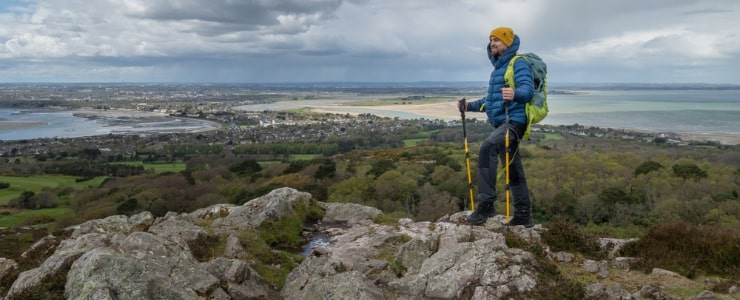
[0,0,738,83]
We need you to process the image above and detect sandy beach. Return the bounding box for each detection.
[0,120,48,130]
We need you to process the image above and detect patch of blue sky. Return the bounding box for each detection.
[0,0,31,14]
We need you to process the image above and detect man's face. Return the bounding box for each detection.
[489,37,507,57]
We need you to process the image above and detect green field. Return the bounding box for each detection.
[289,154,321,161]
[0,175,106,205]
[109,161,187,173]
[0,207,75,228]
[542,133,564,141]
[404,139,427,147]
[143,162,187,173]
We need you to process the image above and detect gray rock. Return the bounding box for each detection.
[694,290,716,300]
[3,187,320,299]
[636,284,674,300]
[281,256,384,300]
[389,238,535,299]
[599,237,638,258]
[319,202,382,224]
[0,257,17,286]
[6,233,110,298]
[223,233,247,259]
[148,212,208,242]
[394,234,439,273]
[204,257,252,284]
[65,232,220,299]
[204,257,275,299]
[582,259,609,279]
[729,285,738,294]
[612,256,638,270]
[549,251,575,262]
[311,246,330,257]
[652,267,681,277]
[586,282,607,299]
[212,187,312,230]
[69,211,154,238]
[605,283,634,300]
[583,259,601,273]
[189,203,237,220]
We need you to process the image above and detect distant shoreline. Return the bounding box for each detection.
[308,101,740,145]
[0,119,47,130]
[0,108,222,139]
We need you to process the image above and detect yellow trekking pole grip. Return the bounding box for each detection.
[464,138,474,210]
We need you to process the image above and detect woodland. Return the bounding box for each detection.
[0,117,737,236]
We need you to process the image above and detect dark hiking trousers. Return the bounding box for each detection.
[476,121,531,217]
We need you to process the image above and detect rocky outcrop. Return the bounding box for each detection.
[2,187,736,300]
[3,187,311,299]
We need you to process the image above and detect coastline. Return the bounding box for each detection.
[311,101,740,145]
[0,108,222,140]
[0,120,48,131]
[69,108,223,133]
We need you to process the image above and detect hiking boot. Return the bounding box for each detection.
[467,202,494,225]
[507,214,534,228]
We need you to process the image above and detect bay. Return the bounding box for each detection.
[0,109,221,141]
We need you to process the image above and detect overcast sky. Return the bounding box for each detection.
[0,0,738,84]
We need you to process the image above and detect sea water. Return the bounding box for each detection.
[543,89,739,135]
[0,110,104,140]
[0,109,219,141]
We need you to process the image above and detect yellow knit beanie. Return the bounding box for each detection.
[489,27,514,47]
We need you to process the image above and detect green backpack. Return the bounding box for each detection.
[504,53,548,139]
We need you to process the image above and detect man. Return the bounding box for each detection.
[458,27,534,227]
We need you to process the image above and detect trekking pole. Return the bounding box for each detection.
[503,87,511,222]
[459,98,475,211]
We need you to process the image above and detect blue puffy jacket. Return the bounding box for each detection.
[467,35,534,128]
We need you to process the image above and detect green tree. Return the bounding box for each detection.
[368,160,396,177]
[374,170,417,214]
[672,163,707,181]
[328,175,375,206]
[540,191,576,222]
[230,159,262,176]
[635,160,663,176]
[416,183,458,221]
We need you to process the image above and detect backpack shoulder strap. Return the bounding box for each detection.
[504,55,522,88]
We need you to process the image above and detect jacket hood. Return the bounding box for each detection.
[487,35,520,69]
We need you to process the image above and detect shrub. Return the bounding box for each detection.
[257,199,324,250]
[619,221,740,279]
[541,220,605,260]
[0,182,9,189]
[238,229,300,289]
[186,233,224,262]
[504,231,586,300]
[235,198,324,288]
[20,215,55,226]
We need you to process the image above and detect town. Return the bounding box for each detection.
[0,83,725,159]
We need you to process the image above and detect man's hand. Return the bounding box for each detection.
[501,87,514,101]
[457,98,467,112]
